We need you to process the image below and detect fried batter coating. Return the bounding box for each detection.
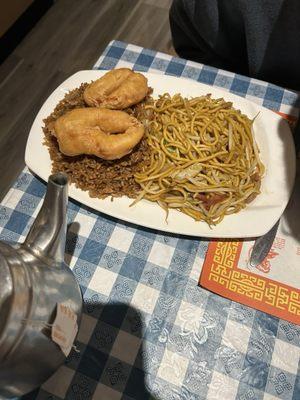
[83,68,148,109]
[53,108,144,160]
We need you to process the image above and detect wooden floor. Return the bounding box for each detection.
[0,0,173,200]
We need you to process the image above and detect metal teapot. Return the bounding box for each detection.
[0,173,82,398]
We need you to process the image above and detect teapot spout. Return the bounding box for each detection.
[24,173,68,264]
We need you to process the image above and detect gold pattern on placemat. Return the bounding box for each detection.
[200,241,300,323]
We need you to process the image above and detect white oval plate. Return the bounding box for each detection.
[25,71,296,238]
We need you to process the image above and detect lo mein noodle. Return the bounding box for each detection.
[133,93,264,225]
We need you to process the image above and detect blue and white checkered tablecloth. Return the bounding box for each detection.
[2,40,300,400]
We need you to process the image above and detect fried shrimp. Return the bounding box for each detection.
[83,68,149,109]
[53,108,144,160]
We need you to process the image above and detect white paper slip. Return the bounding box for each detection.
[51,303,78,357]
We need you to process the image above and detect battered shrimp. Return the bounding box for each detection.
[53,108,144,160]
[83,68,148,109]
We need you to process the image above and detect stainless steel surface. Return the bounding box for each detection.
[0,173,82,398]
[249,219,280,267]
[24,173,68,263]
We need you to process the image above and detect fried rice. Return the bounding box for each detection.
[43,83,152,199]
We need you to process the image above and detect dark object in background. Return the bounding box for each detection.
[169,0,300,91]
[0,0,53,64]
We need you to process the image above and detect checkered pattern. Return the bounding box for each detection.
[3,40,297,399]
